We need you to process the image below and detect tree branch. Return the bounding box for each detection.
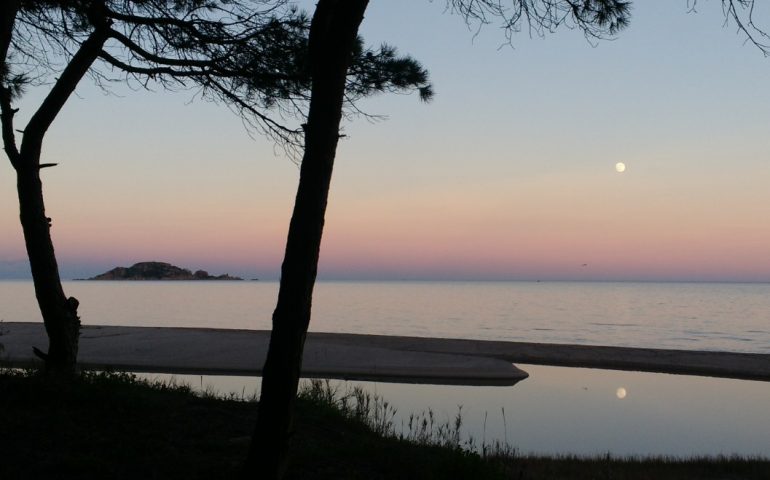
[9,1,429,156]
[107,28,224,69]
[203,75,301,143]
[446,0,631,42]
[0,0,21,168]
[98,50,204,78]
[103,4,289,46]
[0,0,19,69]
[718,0,770,55]
[21,8,112,160]
[0,88,21,169]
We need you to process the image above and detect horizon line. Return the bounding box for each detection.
[1,276,769,285]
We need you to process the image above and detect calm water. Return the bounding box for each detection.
[157,366,770,457]
[1,280,769,353]
[2,280,769,456]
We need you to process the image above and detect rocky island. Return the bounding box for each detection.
[87,262,243,281]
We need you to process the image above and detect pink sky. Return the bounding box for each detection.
[1,1,769,281]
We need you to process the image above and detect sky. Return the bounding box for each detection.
[1,0,769,282]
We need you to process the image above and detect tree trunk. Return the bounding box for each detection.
[246,0,369,477]
[1,5,109,375]
[17,162,81,374]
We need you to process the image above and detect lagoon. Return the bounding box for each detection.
[150,366,770,458]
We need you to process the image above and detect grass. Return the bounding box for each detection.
[1,369,768,480]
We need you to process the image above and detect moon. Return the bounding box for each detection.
[615,162,627,173]
[616,387,627,399]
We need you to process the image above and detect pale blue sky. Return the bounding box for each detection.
[1,0,769,281]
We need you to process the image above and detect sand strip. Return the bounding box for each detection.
[2,322,768,383]
[314,332,770,382]
[0,323,526,386]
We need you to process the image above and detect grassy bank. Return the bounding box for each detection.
[0,370,768,480]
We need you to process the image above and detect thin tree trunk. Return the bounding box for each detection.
[17,162,81,373]
[246,0,369,477]
[1,4,110,375]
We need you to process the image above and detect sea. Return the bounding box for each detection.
[2,280,769,457]
[2,280,769,352]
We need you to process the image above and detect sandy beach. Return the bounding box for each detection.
[2,322,768,385]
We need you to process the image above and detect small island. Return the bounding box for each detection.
[86,261,243,281]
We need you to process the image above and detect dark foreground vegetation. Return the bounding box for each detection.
[0,370,768,480]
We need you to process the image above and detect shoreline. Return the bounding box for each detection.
[2,322,768,384]
[317,331,770,382]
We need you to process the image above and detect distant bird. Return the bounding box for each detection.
[581,264,588,267]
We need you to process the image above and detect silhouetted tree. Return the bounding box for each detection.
[2,0,111,375]
[246,1,372,477]
[247,0,769,478]
[0,0,430,375]
[0,0,305,374]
